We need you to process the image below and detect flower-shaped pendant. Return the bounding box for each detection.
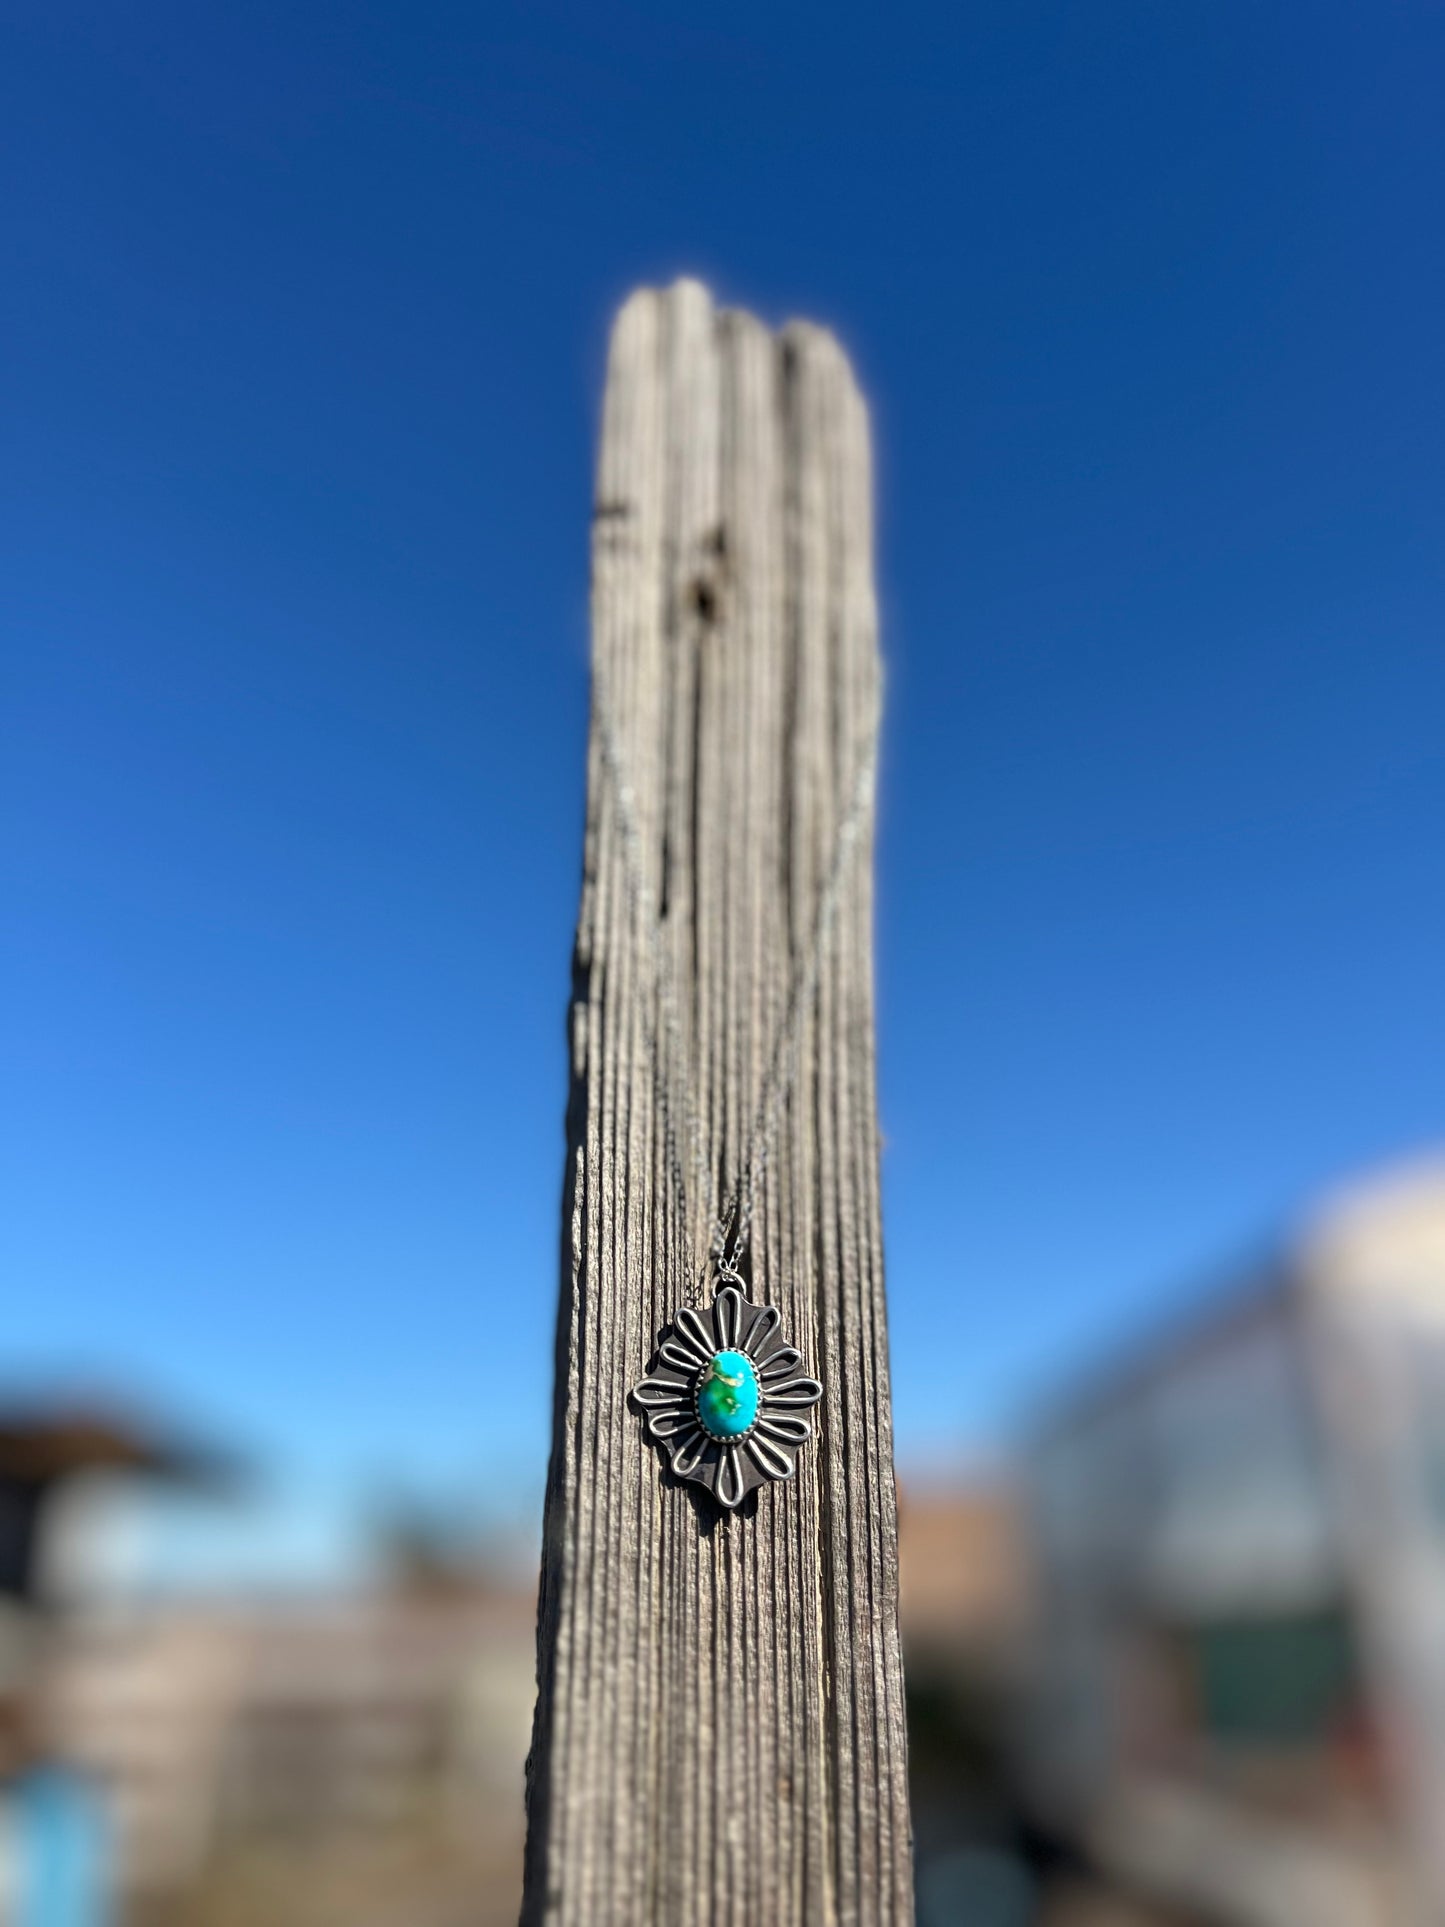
[632,1283,823,1509]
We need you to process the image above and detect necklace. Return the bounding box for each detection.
[594,672,881,1508]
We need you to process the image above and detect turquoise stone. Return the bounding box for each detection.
[696,1349,760,1439]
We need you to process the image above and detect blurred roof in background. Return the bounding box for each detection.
[0,1406,234,1488]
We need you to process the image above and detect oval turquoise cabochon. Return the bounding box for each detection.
[696,1349,760,1439]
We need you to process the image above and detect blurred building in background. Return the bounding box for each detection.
[1020,1153,1445,1927]
[0,1407,533,1927]
[900,1482,1041,1927]
[0,1407,224,1923]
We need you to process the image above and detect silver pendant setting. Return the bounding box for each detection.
[632,1283,823,1509]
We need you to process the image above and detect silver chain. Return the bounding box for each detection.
[592,674,879,1298]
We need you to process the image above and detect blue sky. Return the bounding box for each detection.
[4,2,1444,1587]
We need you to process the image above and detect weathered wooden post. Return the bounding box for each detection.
[523,279,911,1925]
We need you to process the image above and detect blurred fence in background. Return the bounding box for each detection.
[56,1587,534,1925]
[0,1445,534,1927]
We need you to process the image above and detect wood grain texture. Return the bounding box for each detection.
[523,280,911,1927]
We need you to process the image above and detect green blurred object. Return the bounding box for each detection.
[1190,1608,1359,1748]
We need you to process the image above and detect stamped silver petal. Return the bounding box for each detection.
[671,1428,709,1476]
[747,1433,795,1481]
[647,1405,697,1439]
[674,1306,715,1359]
[714,1285,743,1349]
[743,1304,781,1357]
[759,1345,803,1381]
[757,1413,813,1446]
[633,1377,689,1408]
[764,1376,823,1409]
[659,1338,707,1374]
[714,1445,746,1509]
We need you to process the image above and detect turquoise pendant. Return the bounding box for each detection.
[632,1283,823,1509]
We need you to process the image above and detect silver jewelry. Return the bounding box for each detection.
[632,1281,823,1509]
[595,669,879,1508]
